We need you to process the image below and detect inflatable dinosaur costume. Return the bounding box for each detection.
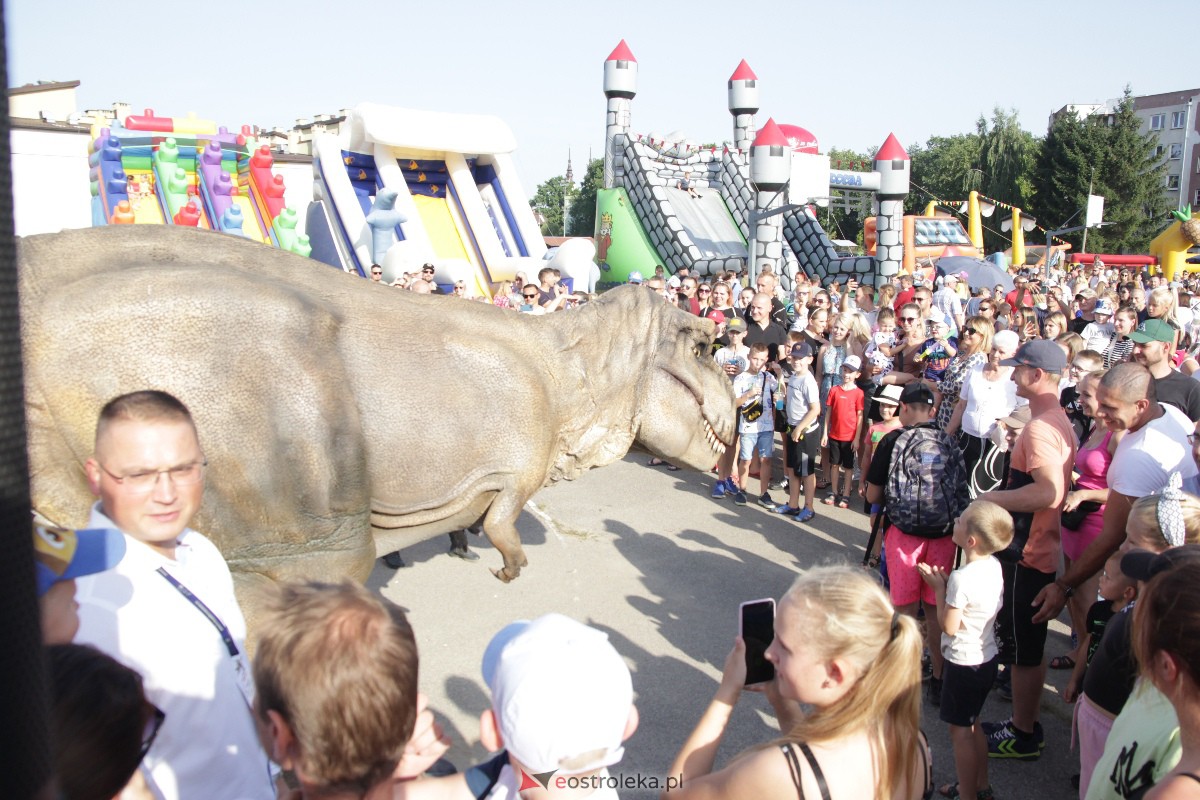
[20,226,735,594]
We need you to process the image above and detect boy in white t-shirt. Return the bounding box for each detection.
[731,343,779,508]
[919,500,1014,800]
[712,319,750,500]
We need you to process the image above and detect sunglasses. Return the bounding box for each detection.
[961,327,977,336]
[141,705,166,759]
[522,293,538,299]
[900,317,917,323]
[698,288,711,294]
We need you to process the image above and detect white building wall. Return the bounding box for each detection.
[10,126,92,235]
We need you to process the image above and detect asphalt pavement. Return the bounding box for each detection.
[373,454,1081,798]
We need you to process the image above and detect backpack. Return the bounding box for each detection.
[884,422,970,538]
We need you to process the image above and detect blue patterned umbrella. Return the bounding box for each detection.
[936,256,1014,292]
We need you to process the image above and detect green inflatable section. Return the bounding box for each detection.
[593,188,663,290]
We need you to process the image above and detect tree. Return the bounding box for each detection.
[530,175,576,236]
[1033,88,1167,253]
[566,158,603,237]
[907,133,982,215]
[1095,89,1169,252]
[975,108,1040,251]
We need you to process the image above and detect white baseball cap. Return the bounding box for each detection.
[482,614,632,775]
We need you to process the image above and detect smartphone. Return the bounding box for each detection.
[739,598,776,686]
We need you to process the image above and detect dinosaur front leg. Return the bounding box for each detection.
[481,491,529,582]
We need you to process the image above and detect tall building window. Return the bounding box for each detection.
[1172,111,1187,129]
[1194,189,1200,205]
[1167,174,1181,190]
[1157,144,1166,158]
[1171,143,1184,159]
[1151,114,1166,131]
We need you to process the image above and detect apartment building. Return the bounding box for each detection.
[1050,88,1200,212]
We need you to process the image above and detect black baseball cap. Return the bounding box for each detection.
[899,383,935,407]
[1121,544,1200,582]
[790,342,814,359]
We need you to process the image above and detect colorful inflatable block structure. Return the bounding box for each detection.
[88,110,310,257]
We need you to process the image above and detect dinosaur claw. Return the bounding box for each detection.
[491,566,519,583]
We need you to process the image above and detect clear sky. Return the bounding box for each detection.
[6,0,1193,194]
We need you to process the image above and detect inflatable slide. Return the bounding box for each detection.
[88,110,309,256]
[305,104,587,295]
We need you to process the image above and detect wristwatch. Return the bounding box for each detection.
[1054,579,1074,598]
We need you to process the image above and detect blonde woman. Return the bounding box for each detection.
[935,316,992,431]
[878,282,897,312]
[668,566,930,800]
[491,280,516,309]
[1146,286,1182,348]
[1041,311,1069,341]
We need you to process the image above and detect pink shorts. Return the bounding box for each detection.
[1076,693,1115,800]
[1062,506,1105,562]
[884,525,958,607]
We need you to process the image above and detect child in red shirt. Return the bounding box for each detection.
[822,355,865,508]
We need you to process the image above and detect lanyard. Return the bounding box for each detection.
[156,566,239,657]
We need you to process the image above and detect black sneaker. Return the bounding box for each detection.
[382,551,405,569]
[986,719,1045,760]
[757,492,776,509]
[731,488,748,505]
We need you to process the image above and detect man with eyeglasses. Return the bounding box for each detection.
[370,264,384,282]
[680,276,701,315]
[74,390,275,800]
[966,286,992,317]
[417,263,438,292]
[519,285,545,314]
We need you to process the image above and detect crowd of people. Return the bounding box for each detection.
[667,257,1200,799]
[28,256,1200,800]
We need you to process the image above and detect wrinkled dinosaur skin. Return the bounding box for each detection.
[20,226,736,591]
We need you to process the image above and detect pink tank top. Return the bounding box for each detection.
[1074,430,1113,491]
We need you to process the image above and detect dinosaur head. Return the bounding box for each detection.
[626,289,737,469]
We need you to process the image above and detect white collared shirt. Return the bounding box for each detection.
[75,504,273,800]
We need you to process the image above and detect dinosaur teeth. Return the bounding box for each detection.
[702,421,726,455]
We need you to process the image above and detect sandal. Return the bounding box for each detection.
[837,495,850,509]
[815,477,831,490]
[666,464,681,471]
[648,457,665,467]
[1049,654,1076,670]
[822,493,836,505]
